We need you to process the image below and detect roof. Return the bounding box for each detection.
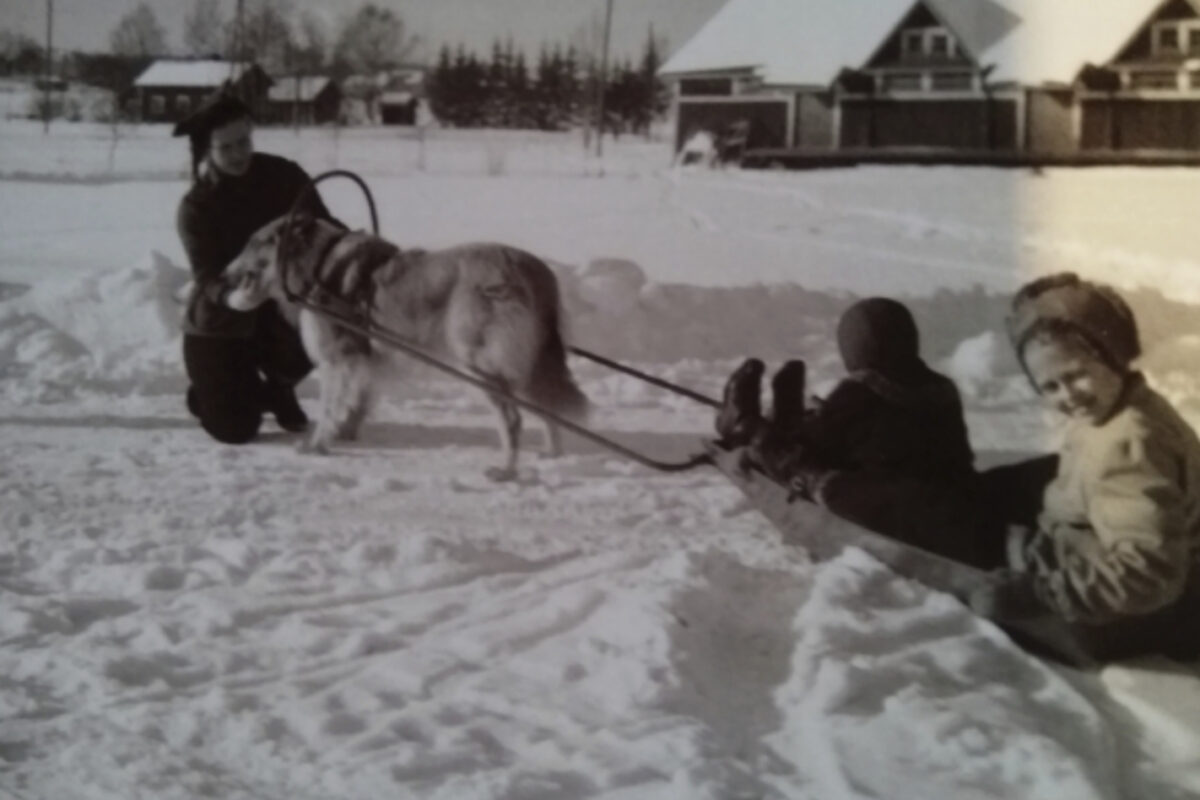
[949,0,1165,85]
[134,60,256,89]
[379,91,415,105]
[659,0,918,85]
[660,0,1165,87]
[267,76,333,103]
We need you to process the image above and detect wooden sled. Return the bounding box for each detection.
[707,443,1098,668]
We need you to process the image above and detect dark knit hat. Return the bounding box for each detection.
[171,91,251,140]
[836,297,921,374]
[1006,273,1141,368]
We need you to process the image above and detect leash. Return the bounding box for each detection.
[275,169,718,473]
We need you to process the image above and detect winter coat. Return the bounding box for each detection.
[1012,374,1200,629]
[177,153,332,337]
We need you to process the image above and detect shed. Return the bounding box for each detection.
[132,59,271,123]
[265,76,341,125]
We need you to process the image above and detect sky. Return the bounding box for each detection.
[0,0,727,63]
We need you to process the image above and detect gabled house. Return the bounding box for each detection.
[264,75,341,125]
[1080,0,1200,150]
[662,0,1190,160]
[844,0,1157,152]
[132,59,271,123]
[659,0,917,152]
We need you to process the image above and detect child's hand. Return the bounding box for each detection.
[969,570,1046,621]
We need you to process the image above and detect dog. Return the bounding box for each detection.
[221,215,589,481]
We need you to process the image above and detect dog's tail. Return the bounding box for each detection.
[528,321,590,423]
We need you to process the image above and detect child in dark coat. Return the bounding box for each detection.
[718,298,979,558]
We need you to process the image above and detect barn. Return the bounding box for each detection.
[132,60,271,124]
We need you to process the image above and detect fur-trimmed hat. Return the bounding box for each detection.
[1006,272,1141,368]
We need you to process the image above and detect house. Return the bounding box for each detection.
[1080,0,1200,150]
[264,76,341,125]
[662,0,1186,158]
[841,0,1158,153]
[379,67,427,125]
[132,59,271,123]
[659,0,919,152]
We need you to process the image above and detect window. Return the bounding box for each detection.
[679,77,732,96]
[883,72,922,91]
[929,33,950,58]
[931,71,972,90]
[1191,70,1200,89]
[175,94,191,114]
[149,94,165,115]
[1130,70,1179,89]
[1158,27,1180,54]
[902,31,924,56]
[1189,27,1200,55]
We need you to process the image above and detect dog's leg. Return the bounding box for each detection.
[482,389,522,482]
[540,416,563,459]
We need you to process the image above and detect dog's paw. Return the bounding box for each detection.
[297,437,330,455]
[485,466,519,483]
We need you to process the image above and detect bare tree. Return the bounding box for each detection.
[293,10,329,74]
[225,0,295,72]
[109,2,166,57]
[332,4,419,122]
[183,0,225,57]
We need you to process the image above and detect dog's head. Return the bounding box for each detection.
[223,214,340,311]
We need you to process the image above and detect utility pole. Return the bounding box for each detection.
[594,0,614,159]
[42,0,53,134]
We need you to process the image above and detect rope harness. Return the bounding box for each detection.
[276,170,718,473]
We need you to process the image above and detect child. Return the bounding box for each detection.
[972,273,1200,660]
[717,297,978,557]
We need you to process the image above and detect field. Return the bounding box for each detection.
[1,120,1199,800]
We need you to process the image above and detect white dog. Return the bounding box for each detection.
[222,215,588,481]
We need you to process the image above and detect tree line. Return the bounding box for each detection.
[427,33,668,134]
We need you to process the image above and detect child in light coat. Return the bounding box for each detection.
[973,273,1200,659]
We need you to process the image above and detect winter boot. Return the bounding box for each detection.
[263,379,309,433]
[767,360,806,437]
[715,357,765,448]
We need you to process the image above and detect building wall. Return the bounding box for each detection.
[1026,89,1076,154]
[674,100,790,152]
[794,91,835,149]
[1082,99,1200,149]
[840,99,1017,149]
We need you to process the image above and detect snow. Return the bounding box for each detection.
[2,120,1200,799]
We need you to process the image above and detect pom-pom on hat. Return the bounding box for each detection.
[1006,272,1141,368]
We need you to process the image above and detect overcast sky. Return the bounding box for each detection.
[0,0,726,62]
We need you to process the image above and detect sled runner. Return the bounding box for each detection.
[279,171,1099,666]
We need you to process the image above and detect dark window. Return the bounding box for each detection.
[679,78,733,96]
[1159,27,1180,52]
[1130,70,1178,89]
[883,72,922,91]
[929,33,950,57]
[931,71,972,90]
[902,31,924,56]
[1189,28,1200,55]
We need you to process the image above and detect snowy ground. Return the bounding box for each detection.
[2,121,1200,800]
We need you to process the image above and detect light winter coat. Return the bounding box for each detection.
[1012,374,1200,626]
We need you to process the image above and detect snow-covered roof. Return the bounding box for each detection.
[940,0,1165,86]
[379,91,415,105]
[133,60,256,89]
[660,0,919,85]
[267,76,332,103]
[661,0,1165,87]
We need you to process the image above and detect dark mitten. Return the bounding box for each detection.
[768,359,807,436]
[968,569,1047,622]
[715,358,765,447]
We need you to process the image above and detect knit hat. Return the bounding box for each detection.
[1006,273,1141,368]
[837,297,921,374]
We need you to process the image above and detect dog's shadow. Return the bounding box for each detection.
[338,421,710,463]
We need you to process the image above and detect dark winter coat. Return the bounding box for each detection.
[177,153,333,337]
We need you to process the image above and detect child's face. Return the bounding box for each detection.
[1022,336,1126,425]
[207,117,254,177]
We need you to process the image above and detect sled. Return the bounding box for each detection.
[282,170,1099,666]
[706,443,1098,667]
